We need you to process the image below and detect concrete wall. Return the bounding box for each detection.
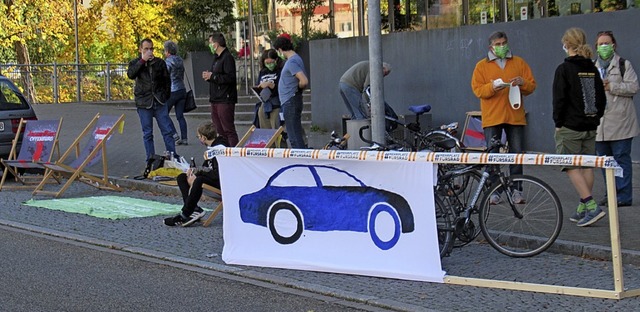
[309,10,640,158]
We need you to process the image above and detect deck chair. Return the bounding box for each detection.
[0,118,63,190]
[202,125,284,227]
[32,113,125,198]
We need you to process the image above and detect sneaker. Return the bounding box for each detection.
[569,202,586,223]
[176,139,188,146]
[164,214,188,226]
[489,194,502,205]
[183,210,206,227]
[577,205,606,227]
[598,198,632,207]
[172,133,180,142]
[511,190,525,204]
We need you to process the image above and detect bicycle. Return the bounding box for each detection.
[437,139,563,257]
[323,131,350,150]
[358,125,460,259]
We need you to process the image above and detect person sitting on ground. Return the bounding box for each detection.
[164,122,229,227]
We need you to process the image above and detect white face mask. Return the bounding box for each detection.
[562,45,569,54]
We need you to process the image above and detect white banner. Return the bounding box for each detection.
[217,157,444,282]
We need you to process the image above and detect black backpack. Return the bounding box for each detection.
[619,57,627,78]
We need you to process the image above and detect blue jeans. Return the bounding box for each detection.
[282,92,306,148]
[137,102,176,161]
[166,89,188,140]
[596,138,633,204]
[339,82,366,120]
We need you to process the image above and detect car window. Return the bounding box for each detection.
[270,166,317,187]
[0,79,29,111]
[313,166,364,187]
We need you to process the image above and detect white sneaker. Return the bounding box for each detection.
[489,194,502,205]
[182,210,206,227]
[511,190,525,204]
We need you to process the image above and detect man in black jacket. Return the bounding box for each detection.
[127,38,176,165]
[202,33,238,146]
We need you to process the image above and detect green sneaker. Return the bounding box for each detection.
[569,202,587,223]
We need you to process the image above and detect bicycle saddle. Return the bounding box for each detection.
[408,104,431,115]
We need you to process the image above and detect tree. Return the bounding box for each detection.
[0,0,74,101]
[168,0,236,52]
[277,0,327,40]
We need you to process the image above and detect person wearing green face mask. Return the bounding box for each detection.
[471,31,537,205]
[202,33,239,146]
[254,49,284,130]
[594,30,640,208]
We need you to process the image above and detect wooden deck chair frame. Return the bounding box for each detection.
[0,117,63,190]
[32,113,125,198]
[237,125,285,148]
[201,125,284,227]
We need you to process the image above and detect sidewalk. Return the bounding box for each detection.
[2,102,639,310]
[32,102,640,256]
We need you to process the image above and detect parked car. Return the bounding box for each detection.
[239,164,415,250]
[0,75,38,159]
[97,65,127,77]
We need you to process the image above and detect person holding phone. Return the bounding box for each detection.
[164,122,229,227]
[127,38,176,172]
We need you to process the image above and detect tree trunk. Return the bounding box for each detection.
[14,41,37,104]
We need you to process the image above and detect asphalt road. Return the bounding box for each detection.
[0,226,390,312]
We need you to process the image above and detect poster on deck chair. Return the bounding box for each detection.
[217,156,444,282]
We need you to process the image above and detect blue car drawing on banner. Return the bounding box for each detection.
[238,164,415,250]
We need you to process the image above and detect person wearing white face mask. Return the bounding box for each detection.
[593,30,640,208]
[552,27,606,227]
[164,122,229,227]
[471,31,537,205]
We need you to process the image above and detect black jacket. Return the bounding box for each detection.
[552,55,606,131]
[207,48,237,104]
[195,136,230,179]
[127,57,171,109]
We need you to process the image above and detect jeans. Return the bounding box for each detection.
[596,138,633,204]
[210,103,239,147]
[339,82,366,120]
[166,89,188,140]
[282,92,307,148]
[137,102,176,161]
[177,172,220,217]
[484,124,524,176]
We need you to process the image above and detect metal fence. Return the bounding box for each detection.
[0,60,262,104]
[0,63,132,104]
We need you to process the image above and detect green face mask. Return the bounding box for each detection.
[265,63,276,71]
[597,44,614,60]
[277,50,286,60]
[493,45,509,59]
[209,43,216,55]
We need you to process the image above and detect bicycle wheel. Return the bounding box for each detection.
[434,195,455,258]
[479,175,563,257]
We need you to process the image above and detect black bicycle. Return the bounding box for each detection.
[436,139,563,258]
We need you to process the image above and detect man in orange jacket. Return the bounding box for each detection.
[471,31,537,204]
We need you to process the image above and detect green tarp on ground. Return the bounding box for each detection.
[23,196,183,220]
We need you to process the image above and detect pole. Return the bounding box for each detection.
[368,0,385,144]
[248,0,256,87]
[74,0,81,103]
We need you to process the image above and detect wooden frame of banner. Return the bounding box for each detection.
[444,168,636,300]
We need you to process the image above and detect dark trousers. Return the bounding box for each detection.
[177,173,220,217]
[210,103,239,147]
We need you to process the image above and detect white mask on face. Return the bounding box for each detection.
[562,44,568,54]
